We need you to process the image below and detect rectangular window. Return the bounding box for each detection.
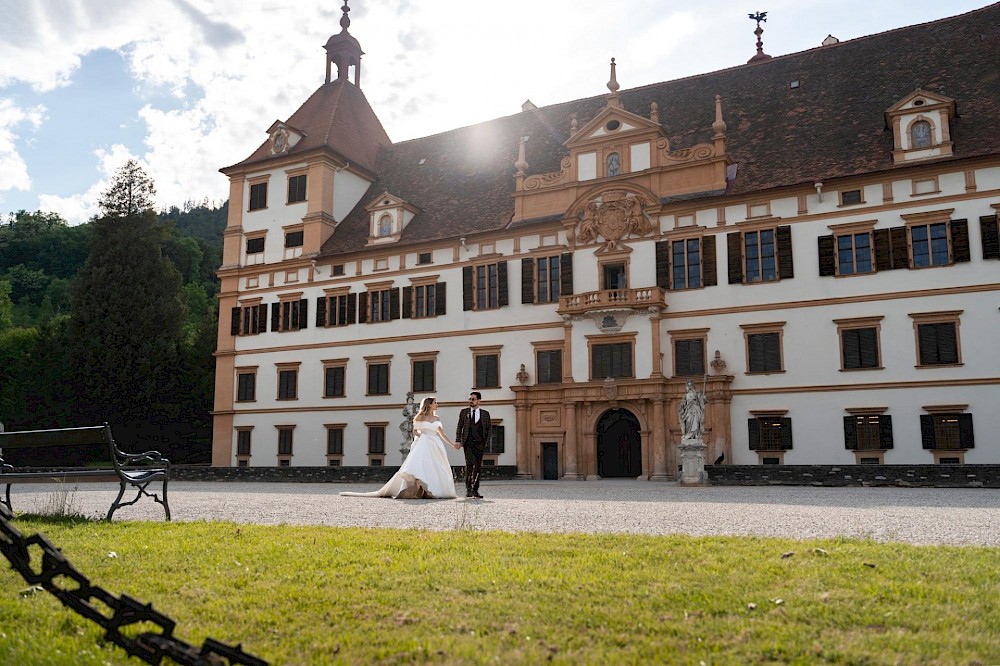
[921,413,974,451]
[249,182,267,211]
[485,425,505,454]
[367,363,389,395]
[537,349,562,384]
[412,359,435,393]
[591,342,633,379]
[284,230,304,248]
[841,327,880,369]
[474,354,500,389]
[233,303,268,336]
[844,414,893,451]
[368,426,385,454]
[476,263,500,310]
[414,284,436,318]
[370,289,392,322]
[236,430,252,456]
[674,338,705,376]
[748,416,792,451]
[836,232,873,275]
[324,366,345,398]
[287,174,307,204]
[747,332,782,373]
[744,229,776,283]
[841,189,863,206]
[418,252,432,265]
[277,369,298,400]
[536,255,561,303]
[327,428,344,455]
[332,264,345,276]
[325,294,351,327]
[246,237,265,254]
[910,223,949,267]
[277,428,293,456]
[236,371,256,401]
[273,299,308,332]
[917,322,959,365]
[672,238,702,289]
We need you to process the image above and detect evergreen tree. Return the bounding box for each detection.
[70,160,186,441]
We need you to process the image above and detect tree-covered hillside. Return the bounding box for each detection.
[0,175,227,463]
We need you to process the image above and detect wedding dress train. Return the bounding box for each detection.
[339,420,458,499]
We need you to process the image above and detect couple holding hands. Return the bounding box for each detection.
[341,392,491,500]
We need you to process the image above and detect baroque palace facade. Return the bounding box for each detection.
[213,4,1000,477]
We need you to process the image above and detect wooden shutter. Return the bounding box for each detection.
[497,261,508,307]
[980,215,999,260]
[950,219,971,263]
[298,299,308,329]
[401,286,413,319]
[727,232,743,284]
[316,296,327,327]
[920,415,935,449]
[257,304,268,333]
[776,225,794,279]
[764,334,781,372]
[230,307,241,335]
[817,235,836,277]
[655,240,670,289]
[748,334,765,372]
[560,252,574,296]
[435,282,447,316]
[521,258,535,304]
[843,416,858,450]
[779,417,793,450]
[462,266,474,311]
[358,292,369,323]
[270,303,280,331]
[747,418,761,450]
[859,328,879,368]
[389,288,400,320]
[702,236,717,287]
[917,324,935,365]
[347,293,357,324]
[879,415,894,449]
[874,228,893,271]
[958,413,975,449]
[890,227,909,269]
[937,323,958,364]
[842,329,861,369]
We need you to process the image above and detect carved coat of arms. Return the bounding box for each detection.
[576,190,654,249]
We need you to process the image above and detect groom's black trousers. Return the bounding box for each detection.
[463,443,484,494]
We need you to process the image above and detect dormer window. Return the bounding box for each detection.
[885,89,955,164]
[365,192,419,245]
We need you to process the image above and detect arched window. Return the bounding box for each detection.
[378,214,392,237]
[910,120,932,149]
[606,152,621,177]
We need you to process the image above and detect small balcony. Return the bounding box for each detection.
[557,287,667,318]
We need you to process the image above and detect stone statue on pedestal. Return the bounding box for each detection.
[399,392,418,461]
[678,380,708,485]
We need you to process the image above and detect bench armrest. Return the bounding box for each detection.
[119,450,171,468]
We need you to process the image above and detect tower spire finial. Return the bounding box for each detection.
[607,57,620,94]
[340,0,351,31]
[747,11,772,63]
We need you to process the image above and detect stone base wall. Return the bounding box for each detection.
[171,465,519,483]
[706,464,1000,488]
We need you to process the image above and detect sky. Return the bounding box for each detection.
[0,0,994,224]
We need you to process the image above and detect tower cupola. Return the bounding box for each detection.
[324,0,364,86]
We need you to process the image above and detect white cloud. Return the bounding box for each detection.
[37,144,140,223]
[0,98,44,193]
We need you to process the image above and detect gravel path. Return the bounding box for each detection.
[9,480,1000,546]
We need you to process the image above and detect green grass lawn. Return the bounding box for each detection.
[1,516,998,665]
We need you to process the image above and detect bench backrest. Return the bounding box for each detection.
[0,425,117,464]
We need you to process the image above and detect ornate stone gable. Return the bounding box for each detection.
[571,189,655,250]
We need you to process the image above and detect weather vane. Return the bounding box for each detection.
[748,11,767,28]
[747,11,771,62]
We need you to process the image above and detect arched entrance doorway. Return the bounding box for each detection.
[595,409,642,478]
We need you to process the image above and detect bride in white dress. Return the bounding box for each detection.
[340,396,460,499]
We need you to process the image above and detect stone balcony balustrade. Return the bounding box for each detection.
[557,286,666,317]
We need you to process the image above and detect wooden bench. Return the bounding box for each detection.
[0,424,171,521]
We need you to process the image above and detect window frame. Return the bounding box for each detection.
[471,346,502,390]
[475,261,502,310]
[236,367,258,402]
[834,316,883,371]
[920,405,974,462]
[532,340,564,385]
[668,328,708,377]
[366,357,391,396]
[587,333,636,381]
[325,424,345,465]
[748,410,792,463]
[910,311,962,368]
[235,427,253,460]
[843,407,893,463]
[366,422,388,465]
[248,180,268,211]
[275,425,295,462]
[741,322,785,374]
[286,173,307,204]
[410,352,438,393]
[322,359,347,398]
[276,363,300,401]
[671,237,703,290]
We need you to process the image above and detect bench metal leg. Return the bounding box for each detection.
[2,484,11,515]
[107,480,171,522]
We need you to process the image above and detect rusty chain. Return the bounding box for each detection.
[0,503,268,665]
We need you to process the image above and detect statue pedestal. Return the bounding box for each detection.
[679,437,708,486]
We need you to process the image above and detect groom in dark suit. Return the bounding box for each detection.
[456,391,491,499]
